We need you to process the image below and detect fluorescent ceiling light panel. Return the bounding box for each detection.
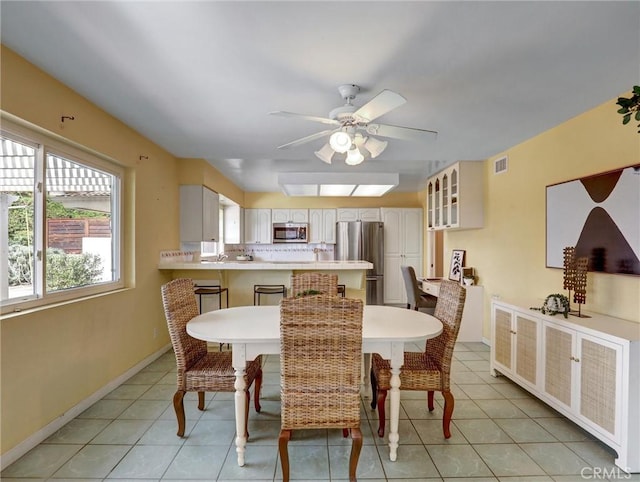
[319,184,356,196]
[278,173,399,197]
[351,184,396,196]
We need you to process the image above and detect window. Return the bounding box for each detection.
[1,122,123,313]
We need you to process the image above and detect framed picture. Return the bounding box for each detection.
[449,250,465,281]
[546,164,639,276]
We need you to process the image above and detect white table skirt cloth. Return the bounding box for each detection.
[187,304,443,466]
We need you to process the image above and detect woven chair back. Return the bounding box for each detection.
[279,295,363,429]
[290,272,338,297]
[161,278,208,377]
[426,280,466,388]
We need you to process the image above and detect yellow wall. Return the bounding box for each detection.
[444,95,640,337]
[0,46,181,454]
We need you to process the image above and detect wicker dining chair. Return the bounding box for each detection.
[401,265,437,312]
[290,272,338,297]
[279,295,363,482]
[160,278,262,437]
[370,279,466,439]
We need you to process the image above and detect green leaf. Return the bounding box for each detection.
[633,85,640,95]
[636,111,640,121]
[623,113,632,124]
[618,107,629,114]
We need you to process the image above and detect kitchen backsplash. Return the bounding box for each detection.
[225,244,334,262]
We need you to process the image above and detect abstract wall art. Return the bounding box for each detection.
[546,164,640,276]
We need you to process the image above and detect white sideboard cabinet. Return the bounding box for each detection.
[491,299,640,472]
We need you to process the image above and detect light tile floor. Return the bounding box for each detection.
[3,342,635,481]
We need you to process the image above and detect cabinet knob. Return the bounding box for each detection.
[510,330,517,335]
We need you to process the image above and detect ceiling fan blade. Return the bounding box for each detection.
[276,129,335,149]
[353,90,406,123]
[270,111,340,126]
[364,123,438,141]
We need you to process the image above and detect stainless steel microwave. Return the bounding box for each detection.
[272,223,308,243]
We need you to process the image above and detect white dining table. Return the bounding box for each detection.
[187,304,442,466]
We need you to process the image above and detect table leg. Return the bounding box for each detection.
[388,342,404,462]
[232,345,248,466]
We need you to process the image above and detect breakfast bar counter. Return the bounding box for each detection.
[158,260,373,270]
[159,260,372,306]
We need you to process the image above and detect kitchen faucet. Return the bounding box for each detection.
[216,253,228,261]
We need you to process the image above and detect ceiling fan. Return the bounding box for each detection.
[270,84,437,165]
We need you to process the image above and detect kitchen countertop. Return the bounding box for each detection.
[158,260,373,270]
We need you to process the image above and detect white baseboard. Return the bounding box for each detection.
[0,343,172,470]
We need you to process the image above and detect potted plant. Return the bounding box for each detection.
[531,294,570,318]
[616,86,640,133]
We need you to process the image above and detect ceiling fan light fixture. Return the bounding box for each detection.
[345,146,364,166]
[363,136,388,158]
[314,143,334,164]
[329,131,352,153]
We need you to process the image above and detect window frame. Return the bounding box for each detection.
[1,118,125,315]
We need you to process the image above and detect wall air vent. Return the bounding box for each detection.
[494,156,508,174]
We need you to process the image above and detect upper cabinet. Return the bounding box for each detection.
[271,209,308,224]
[336,208,381,222]
[244,208,272,244]
[427,161,484,230]
[180,185,219,242]
[309,209,337,244]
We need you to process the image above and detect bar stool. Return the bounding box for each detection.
[254,284,286,305]
[194,284,229,314]
[337,284,346,297]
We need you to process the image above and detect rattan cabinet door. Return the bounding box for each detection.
[492,305,514,374]
[514,312,540,388]
[578,334,621,441]
[543,322,574,410]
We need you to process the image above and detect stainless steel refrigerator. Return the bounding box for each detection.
[335,221,384,305]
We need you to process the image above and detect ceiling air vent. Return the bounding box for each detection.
[494,156,508,174]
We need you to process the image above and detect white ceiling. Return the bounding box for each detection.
[1,1,638,193]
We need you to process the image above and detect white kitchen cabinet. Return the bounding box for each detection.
[271,209,308,224]
[426,161,484,230]
[336,208,381,222]
[380,208,423,304]
[180,185,219,242]
[243,208,271,244]
[309,209,336,244]
[491,299,640,472]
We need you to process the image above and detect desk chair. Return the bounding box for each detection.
[401,265,437,312]
[161,278,262,437]
[279,295,363,482]
[371,279,466,439]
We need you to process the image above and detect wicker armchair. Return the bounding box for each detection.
[371,279,466,439]
[401,265,437,311]
[290,272,338,297]
[279,295,363,482]
[160,278,262,437]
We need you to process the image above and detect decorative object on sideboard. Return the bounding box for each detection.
[448,249,465,282]
[562,246,591,318]
[530,293,570,318]
[616,86,640,133]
